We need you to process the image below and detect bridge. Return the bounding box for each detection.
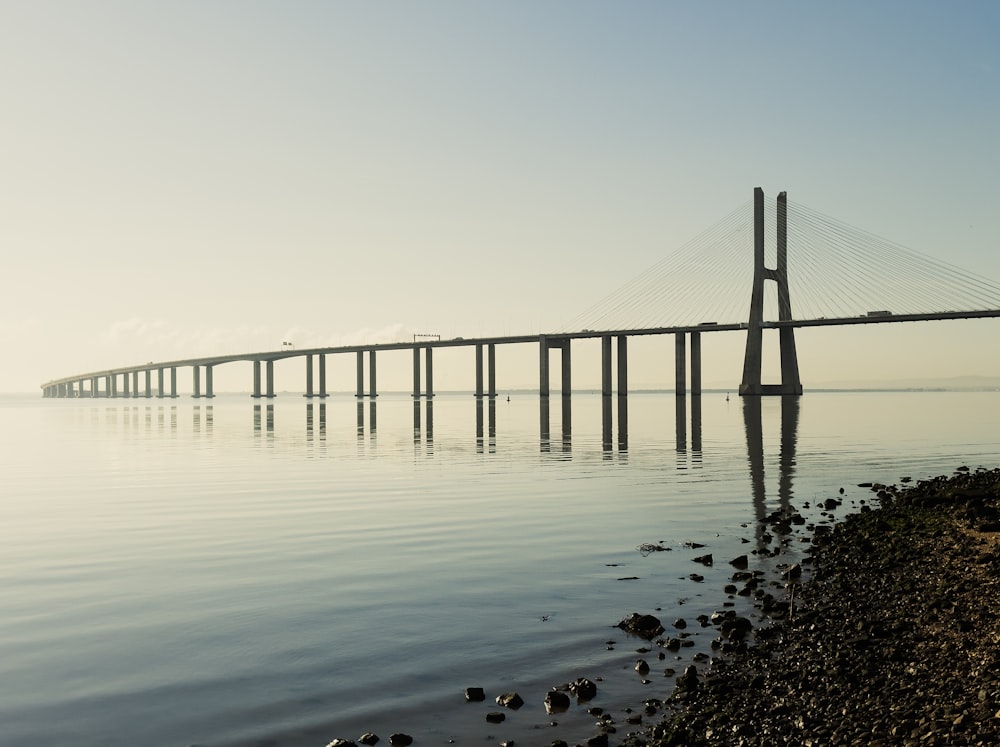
[40,188,1000,399]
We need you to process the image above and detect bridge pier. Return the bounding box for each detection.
[253,361,262,398]
[122,372,130,397]
[740,188,803,396]
[318,354,327,397]
[145,369,153,398]
[205,365,213,398]
[305,354,314,397]
[412,347,434,398]
[192,366,201,398]
[539,336,571,397]
[355,350,377,398]
[158,368,165,398]
[266,361,275,398]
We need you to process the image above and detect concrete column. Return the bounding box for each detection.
[675,333,686,396]
[145,369,152,398]
[617,336,628,396]
[368,350,377,398]
[305,354,314,398]
[691,331,702,396]
[192,366,201,398]
[412,347,421,398]
[318,355,327,397]
[488,343,496,398]
[65,382,73,397]
[205,366,213,398]
[78,379,85,398]
[356,351,364,397]
[157,368,165,398]
[170,367,177,398]
[475,344,484,398]
[253,361,262,398]
[740,187,766,395]
[92,376,99,397]
[132,371,139,398]
[560,340,571,396]
[539,335,549,397]
[266,360,275,398]
[110,374,118,397]
[601,335,613,396]
[122,372,130,397]
[425,347,434,398]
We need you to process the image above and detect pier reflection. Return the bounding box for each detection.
[539,397,573,455]
[743,394,800,551]
[475,398,497,454]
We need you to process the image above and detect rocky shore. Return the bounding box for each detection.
[627,466,1000,747]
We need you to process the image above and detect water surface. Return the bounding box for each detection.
[1,391,995,746]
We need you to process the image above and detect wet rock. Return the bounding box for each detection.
[543,689,570,712]
[692,553,713,566]
[496,692,524,709]
[586,734,609,747]
[689,573,704,582]
[326,741,358,747]
[358,735,379,746]
[388,735,412,747]
[729,554,749,570]
[635,659,650,675]
[464,686,485,702]
[569,677,598,701]
[673,618,687,629]
[617,612,664,639]
[485,711,505,723]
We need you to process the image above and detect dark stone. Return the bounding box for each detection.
[496,692,524,709]
[617,612,664,639]
[673,618,687,629]
[569,677,598,700]
[692,553,713,566]
[388,736,412,747]
[464,687,485,702]
[729,554,749,570]
[544,689,570,712]
[635,659,650,675]
[485,712,505,723]
[586,734,609,747]
[358,735,379,746]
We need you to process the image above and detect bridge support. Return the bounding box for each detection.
[170,367,177,398]
[145,369,153,398]
[740,188,803,396]
[539,336,571,397]
[205,365,213,398]
[158,368,165,398]
[192,366,201,398]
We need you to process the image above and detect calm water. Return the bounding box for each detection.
[1,390,997,746]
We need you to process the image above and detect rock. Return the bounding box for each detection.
[673,617,687,629]
[617,612,664,639]
[635,659,650,675]
[586,734,609,747]
[544,689,570,712]
[569,677,598,700]
[464,686,485,702]
[689,573,705,582]
[326,741,358,747]
[496,692,524,709]
[485,711,505,723]
[359,735,380,746]
[692,553,713,566]
[388,736,412,747]
[730,554,749,569]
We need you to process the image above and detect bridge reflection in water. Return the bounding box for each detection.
[92,394,801,530]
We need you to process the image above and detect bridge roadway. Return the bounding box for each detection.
[39,309,1000,399]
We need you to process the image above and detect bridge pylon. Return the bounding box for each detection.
[739,188,803,396]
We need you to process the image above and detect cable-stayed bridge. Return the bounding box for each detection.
[41,188,1000,399]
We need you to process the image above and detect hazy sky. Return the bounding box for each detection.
[4,1,999,394]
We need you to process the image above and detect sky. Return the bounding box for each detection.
[3,1,999,394]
